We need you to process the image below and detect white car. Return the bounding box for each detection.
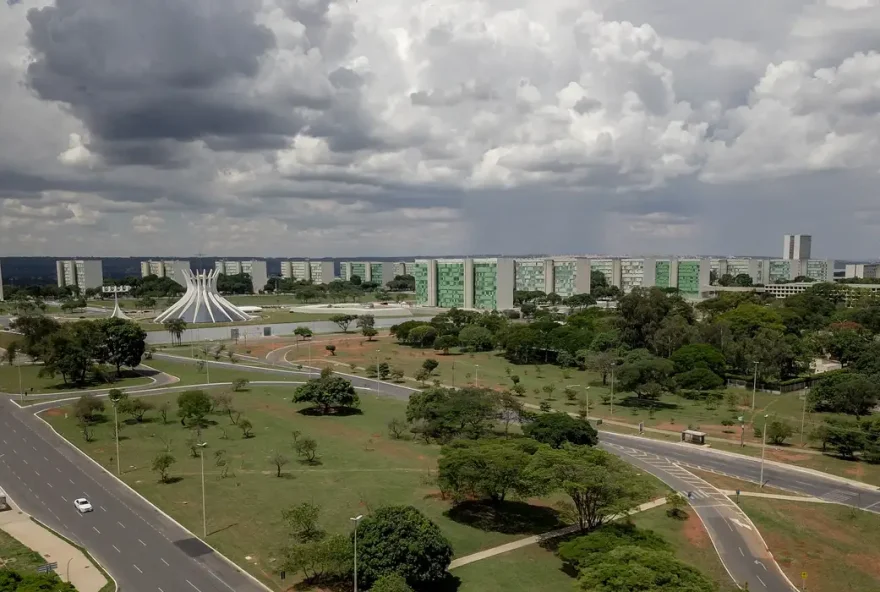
[74,498,93,513]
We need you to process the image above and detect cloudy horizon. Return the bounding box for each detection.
[1,0,878,260]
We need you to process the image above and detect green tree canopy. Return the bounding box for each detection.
[523,412,598,448]
[457,325,495,352]
[293,369,359,414]
[356,506,453,589]
[438,439,543,503]
[576,545,718,592]
[670,344,726,376]
[96,318,147,375]
[406,387,499,442]
[558,522,671,572]
[176,390,212,427]
[615,349,674,400]
[809,372,880,419]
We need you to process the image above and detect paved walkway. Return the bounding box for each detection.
[448,497,668,570]
[0,496,108,591]
[721,490,835,502]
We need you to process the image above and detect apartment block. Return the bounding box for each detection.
[56,260,103,291]
[783,234,812,260]
[214,260,268,294]
[845,263,880,279]
[340,261,396,286]
[140,260,190,286]
[414,258,515,310]
[279,260,335,284]
[589,259,622,290]
[513,258,591,297]
[393,261,415,277]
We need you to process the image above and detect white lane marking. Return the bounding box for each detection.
[186,579,202,592]
[865,500,880,510]
[93,526,101,534]
[730,517,753,531]
[100,506,106,512]
[32,446,37,451]
[757,575,766,587]
[159,588,165,592]
[22,459,28,465]
[46,482,53,489]
[160,558,169,566]
[11,448,16,454]
[60,495,68,502]
[69,479,75,484]
[755,560,767,571]
[34,470,40,476]
[133,564,143,574]
[117,521,126,529]
[113,545,121,553]
[55,467,61,473]
[44,456,49,462]
[138,538,146,546]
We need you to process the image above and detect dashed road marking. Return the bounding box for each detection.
[161,558,169,566]
[93,526,101,534]
[133,564,143,574]
[139,538,146,546]
[113,545,121,553]
[118,521,126,529]
[186,579,202,591]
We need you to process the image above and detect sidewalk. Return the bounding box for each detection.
[720,490,834,503]
[449,497,668,570]
[0,497,108,591]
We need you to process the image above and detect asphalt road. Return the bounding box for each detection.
[602,439,795,591]
[0,396,267,592]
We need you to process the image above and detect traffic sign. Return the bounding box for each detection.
[802,572,807,579]
[35,562,57,574]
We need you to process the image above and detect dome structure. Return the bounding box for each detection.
[155,269,253,324]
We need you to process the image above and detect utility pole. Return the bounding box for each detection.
[351,515,363,592]
[759,415,769,487]
[197,442,208,537]
[800,386,809,447]
[376,350,381,395]
[109,391,122,476]
[610,364,615,415]
[475,364,480,388]
[751,361,759,410]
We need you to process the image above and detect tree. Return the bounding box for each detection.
[764,419,793,445]
[356,506,453,589]
[438,439,543,503]
[390,368,405,382]
[270,452,289,477]
[279,503,351,583]
[231,377,250,392]
[177,390,212,427]
[357,315,378,341]
[74,394,105,424]
[330,314,357,333]
[293,370,360,414]
[433,334,458,354]
[378,362,391,379]
[579,351,617,385]
[666,491,688,519]
[616,349,674,400]
[566,293,596,311]
[675,368,724,392]
[295,437,319,464]
[121,397,154,422]
[524,413,598,448]
[618,287,693,351]
[407,325,437,348]
[369,573,414,592]
[388,417,407,439]
[558,522,671,571]
[650,314,696,358]
[810,372,880,419]
[239,418,254,438]
[528,446,650,531]
[0,569,77,591]
[157,401,171,424]
[294,326,313,340]
[406,387,500,442]
[457,325,495,352]
[163,318,187,346]
[152,452,175,483]
[670,344,726,376]
[422,358,439,376]
[498,391,526,436]
[576,546,718,592]
[826,420,865,458]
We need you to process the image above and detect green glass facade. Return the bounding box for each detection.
[474,261,498,309]
[677,261,701,295]
[414,263,429,305]
[515,260,545,292]
[370,263,383,282]
[437,262,466,308]
[769,260,791,283]
[350,262,367,281]
[553,261,577,296]
[591,260,614,284]
[655,261,670,289]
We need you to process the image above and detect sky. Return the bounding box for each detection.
[0,0,878,259]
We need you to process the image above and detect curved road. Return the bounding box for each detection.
[4,353,879,591]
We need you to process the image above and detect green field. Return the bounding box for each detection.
[740,498,880,592]
[0,331,21,349]
[144,356,307,387]
[0,528,45,573]
[44,383,669,590]
[0,364,153,394]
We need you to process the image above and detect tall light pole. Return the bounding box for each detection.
[751,361,760,411]
[610,363,616,416]
[475,364,480,388]
[109,392,122,476]
[451,359,455,388]
[308,339,312,378]
[568,384,590,421]
[759,414,769,487]
[375,350,381,394]
[800,386,809,447]
[197,442,208,537]
[350,514,363,592]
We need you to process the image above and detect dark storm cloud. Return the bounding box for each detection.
[24,0,300,164]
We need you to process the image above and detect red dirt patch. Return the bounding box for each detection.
[845,464,866,479]
[849,554,880,579]
[766,449,812,463]
[681,514,710,549]
[42,407,65,417]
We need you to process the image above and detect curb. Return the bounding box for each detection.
[31,409,274,592]
[28,515,118,592]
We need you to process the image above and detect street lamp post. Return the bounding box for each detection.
[197,442,208,537]
[759,414,769,487]
[568,384,590,421]
[610,364,616,415]
[451,360,455,388]
[308,339,312,378]
[475,364,480,388]
[350,514,363,592]
[800,386,809,447]
[109,392,122,476]
[751,361,759,410]
[376,350,381,394]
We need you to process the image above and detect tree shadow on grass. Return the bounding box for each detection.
[445,500,565,535]
[298,406,363,417]
[616,396,678,411]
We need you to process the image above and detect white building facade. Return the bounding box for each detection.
[280,260,335,284]
[140,260,190,286]
[214,260,268,294]
[56,260,103,291]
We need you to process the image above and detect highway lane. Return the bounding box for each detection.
[602,440,795,591]
[0,397,266,592]
[600,431,880,512]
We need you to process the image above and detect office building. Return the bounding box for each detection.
[845,263,880,279]
[214,260,268,294]
[56,260,103,291]
[414,258,515,310]
[140,260,190,286]
[393,261,415,277]
[513,257,591,297]
[340,261,396,286]
[783,234,812,260]
[279,260,335,284]
[712,257,834,285]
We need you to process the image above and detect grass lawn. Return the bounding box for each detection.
[43,384,670,590]
[685,468,789,495]
[454,544,574,592]
[0,364,153,394]
[0,528,45,573]
[144,357,306,387]
[740,498,880,592]
[0,331,21,349]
